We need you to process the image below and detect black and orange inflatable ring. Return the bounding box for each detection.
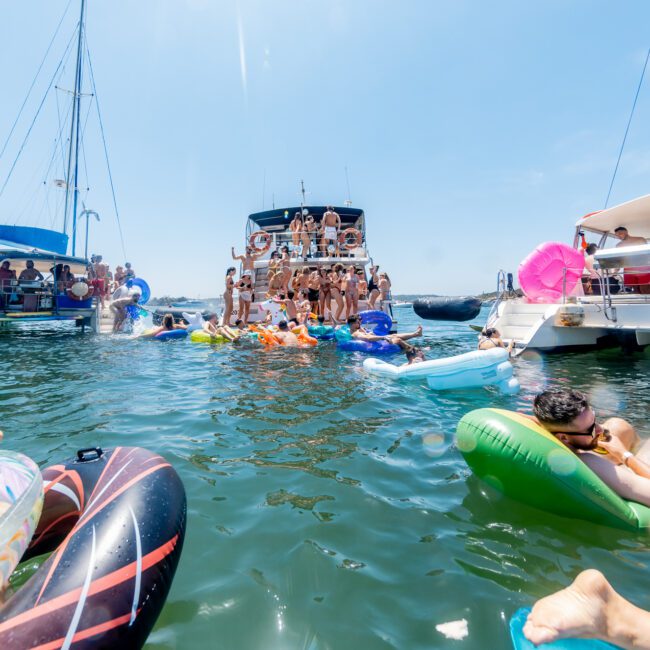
[248,230,272,254]
[339,228,362,250]
[0,446,186,648]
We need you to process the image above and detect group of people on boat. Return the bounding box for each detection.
[223,259,392,327]
[581,225,650,295]
[287,206,347,257]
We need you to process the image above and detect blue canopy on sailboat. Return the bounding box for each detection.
[0,226,68,255]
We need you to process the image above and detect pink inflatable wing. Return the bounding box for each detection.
[518,242,585,303]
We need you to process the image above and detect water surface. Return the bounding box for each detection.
[1,307,649,649]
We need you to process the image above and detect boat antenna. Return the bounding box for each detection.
[63,0,87,255]
[604,47,650,209]
[300,179,306,206]
[262,168,266,209]
[344,166,352,206]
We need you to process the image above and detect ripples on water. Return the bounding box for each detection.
[1,308,650,649]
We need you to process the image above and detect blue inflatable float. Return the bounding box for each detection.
[308,325,336,340]
[510,607,618,649]
[335,325,400,354]
[155,329,187,341]
[130,277,151,305]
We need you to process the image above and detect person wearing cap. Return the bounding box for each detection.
[110,292,140,333]
[614,226,650,294]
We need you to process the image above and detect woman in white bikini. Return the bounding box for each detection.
[289,213,303,256]
[237,273,253,324]
[223,266,236,325]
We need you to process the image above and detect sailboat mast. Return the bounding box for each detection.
[63,0,86,256]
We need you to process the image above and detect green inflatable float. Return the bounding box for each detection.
[456,408,650,531]
[190,330,229,344]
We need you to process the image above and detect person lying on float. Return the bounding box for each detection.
[529,388,650,506]
[347,315,423,348]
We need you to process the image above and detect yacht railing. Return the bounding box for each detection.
[486,269,507,327]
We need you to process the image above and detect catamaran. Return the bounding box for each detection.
[231,201,395,325]
[487,194,650,353]
[0,0,120,333]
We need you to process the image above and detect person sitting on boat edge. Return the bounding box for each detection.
[478,328,514,354]
[531,388,650,507]
[614,226,650,294]
[18,260,44,282]
[347,315,423,349]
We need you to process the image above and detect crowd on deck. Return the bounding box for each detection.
[223,255,392,327]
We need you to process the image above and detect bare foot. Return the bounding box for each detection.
[523,570,612,645]
[416,325,423,336]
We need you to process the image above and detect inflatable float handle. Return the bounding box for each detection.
[76,447,104,462]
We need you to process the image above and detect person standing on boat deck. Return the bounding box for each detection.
[0,261,16,307]
[232,246,262,292]
[378,272,391,304]
[317,267,332,320]
[223,267,237,326]
[124,262,135,281]
[367,265,381,308]
[18,260,44,282]
[329,264,345,322]
[110,292,140,333]
[91,255,110,308]
[321,206,341,256]
[236,272,253,325]
[614,226,650,294]
[303,215,316,258]
[289,213,303,257]
[344,265,359,318]
[307,269,320,315]
[357,269,368,303]
[530,388,650,507]
[280,246,292,293]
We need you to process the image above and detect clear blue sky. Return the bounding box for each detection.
[1,1,649,297]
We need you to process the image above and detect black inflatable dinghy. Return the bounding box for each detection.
[413,296,482,321]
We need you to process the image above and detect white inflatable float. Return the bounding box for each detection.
[362,347,520,394]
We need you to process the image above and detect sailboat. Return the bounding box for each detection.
[0,0,118,333]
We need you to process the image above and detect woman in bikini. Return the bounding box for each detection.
[318,267,332,320]
[478,328,514,354]
[280,245,292,293]
[378,272,391,303]
[237,273,253,325]
[345,265,359,318]
[303,215,316,258]
[289,213,303,256]
[329,263,346,322]
[223,266,236,325]
[357,269,368,304]
[368,265,381,308]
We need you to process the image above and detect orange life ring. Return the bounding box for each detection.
[249,230,272,254]
[339,228,362,250]
[66,282,94,301]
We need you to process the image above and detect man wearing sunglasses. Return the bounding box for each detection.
[532,388,650,506]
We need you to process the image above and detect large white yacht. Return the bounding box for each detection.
[231,204,394,324]
[487,194,650,353]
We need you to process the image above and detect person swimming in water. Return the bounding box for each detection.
[273,320,300,347]
[403,347,426,365]
[478,327,514,354]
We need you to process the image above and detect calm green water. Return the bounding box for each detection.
[1,306,650,649]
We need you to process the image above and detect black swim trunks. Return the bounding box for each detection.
[308,288,319,302]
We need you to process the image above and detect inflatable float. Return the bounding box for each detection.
[456,409,650,531]
[518,242,585,303]
[140,328,188,341]
[251,325,317,348]
[510,607,618,649]
[0,451,43,589]
[0,446,186,648]
[190,330,229,344]
[129,278,151,305]
[308,324,335,340]
[413,296,482,321]
[363,348,520,393]
[335,311,400,354]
